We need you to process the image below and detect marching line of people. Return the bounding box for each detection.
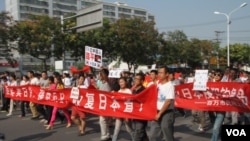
[1,66,250,141]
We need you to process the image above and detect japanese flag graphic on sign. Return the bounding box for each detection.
[85,46,102,69]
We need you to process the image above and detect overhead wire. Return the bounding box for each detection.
[158,15,250,43]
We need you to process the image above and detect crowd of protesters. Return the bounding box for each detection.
[0,66,250,141]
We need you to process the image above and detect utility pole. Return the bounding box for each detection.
[214,31,224,68]
[214,31,224,44]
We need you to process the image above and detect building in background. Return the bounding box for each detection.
[75,2,154,32]
[5,0,154,73]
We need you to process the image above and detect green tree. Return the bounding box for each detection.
[82,18,118,62]
[228,43,250,64]
[0,11,16,66]
[161,30,188,66]
[110,18,160,71]
[10,15,63,71]
[158,38,176,65]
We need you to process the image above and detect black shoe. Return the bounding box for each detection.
[100,137,111,141]
[31,115,40,120]
[60,117,65,124]
[0,133,5,140]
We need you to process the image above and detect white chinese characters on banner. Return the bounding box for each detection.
[193,70,208,91]
[85,46,102,68]
[108,70,123,78]
[70,87,80,100]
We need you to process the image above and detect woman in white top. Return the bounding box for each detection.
[6,73,17,116]
[71,74,88,136]
[112,77,133,141]
[62,72,71,88]
[19,75,30,117]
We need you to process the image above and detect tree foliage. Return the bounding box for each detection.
[10,15,63,70]
[109,18,161,70]
[6,12,250,72]
[219,43,250,65]
[0,11,16,66]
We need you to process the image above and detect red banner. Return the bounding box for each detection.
[175,82,250,112]
[70,65,91,74]
[4,85,158,120]
[5,82,250,119]
[4,85,71,108]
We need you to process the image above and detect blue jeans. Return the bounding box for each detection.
[210,112,225,141]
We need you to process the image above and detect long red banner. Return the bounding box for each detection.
[4,85,158,120]
[4,82,250,120]
[175,82,250,112]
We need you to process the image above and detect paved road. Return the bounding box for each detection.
[0,109,213,141]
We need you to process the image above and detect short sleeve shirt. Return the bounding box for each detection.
[30,77,40,85]
[99,81,111,92]
[157,81,175,110]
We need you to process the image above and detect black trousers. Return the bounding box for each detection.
[131,119,149,141]
[45,105,53,123]
[36,104,47,118]
[1,96,10,111]
[20,101,29,116]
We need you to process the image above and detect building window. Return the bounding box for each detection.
[134,15,146,21]
[118,13,131,18]
[81,1,96,8]
[118,7,131,13]
[53,3,77,11]
[20,0,48,7]
[148,15,154,21]
[59,0,77,4]
[134,10,146,15]
[53,10,64,16]
[103,5,115,11]
[103,11,115,17]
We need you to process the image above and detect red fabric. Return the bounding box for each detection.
[71,106,86,118]
[4,85,158,120]
[70,65,91,74]
[174,72,181,79]
[175,82,250,112]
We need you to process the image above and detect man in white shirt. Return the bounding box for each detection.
[150,66,175,141]
[27,70,40,120]
[38,71,50,123]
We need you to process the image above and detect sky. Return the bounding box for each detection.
[0,0,250,47]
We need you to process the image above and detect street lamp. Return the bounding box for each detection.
[214,2,247,67]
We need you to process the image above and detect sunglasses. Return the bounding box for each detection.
[214,73,221,76]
